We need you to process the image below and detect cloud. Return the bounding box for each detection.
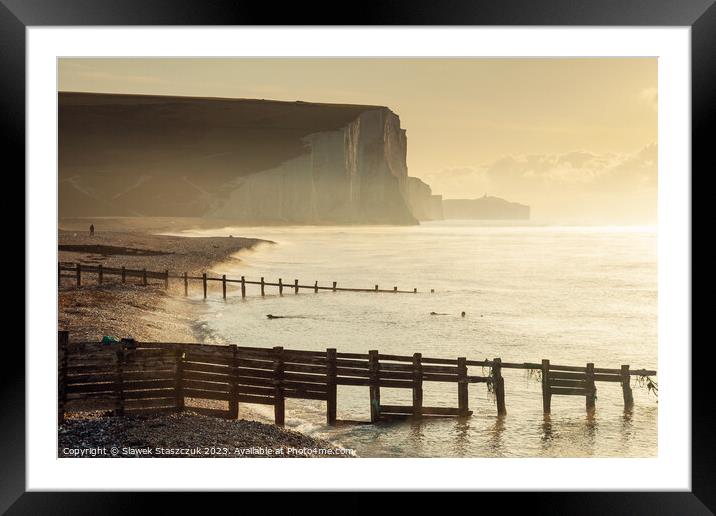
[421,144,657,222]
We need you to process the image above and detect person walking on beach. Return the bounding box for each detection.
[89,224,94,237]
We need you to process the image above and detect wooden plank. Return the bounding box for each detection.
[283,363,327,374]
[284,391,328,401]
[549,379,587,388]
[282,372,328,384]
[183,353,233,366]
[122,379,177,391]
[65,373,119,384]
[336,352,369,360]
[335,358,370,369]
[183,362,231,375]
[182,370,231,383]
[235,367,274,379]
[123,391,177,401]
[66,383,116,394]
[420,364,459,374]
[66,365,117,375]
[423,373,460,383]
[377,353,412,362]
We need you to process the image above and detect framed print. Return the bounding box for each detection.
[7,0,710,511]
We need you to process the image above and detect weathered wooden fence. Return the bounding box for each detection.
[58,332,657,427]
[58,262,420,297]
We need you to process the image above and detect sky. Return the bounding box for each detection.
[59,58,657,224]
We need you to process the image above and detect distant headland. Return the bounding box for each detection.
[59,92,529,224]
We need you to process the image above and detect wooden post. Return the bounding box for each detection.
[260,277,265,296]
[278,278,283,295]
[115,346,125,417]
[326,348,337,425]
[621,365,634,410]
[294,279,299,294]
[375,285,378,292]
[175,349,185,412]
[493,358,506,416]
[164,270,169,290]
[58,330,68,425]
[76,262,81,287]
[541,359,551,414]
[393,286,397,293]
[314,281,318,293]
[457,357,469,417]
[183,272,188,296]
[332,281,337,292]
[368,350,381,423]
[430,289,435,293]
[412,353,423,418]
[241,276,246,298]
[222,275,227,299]
[586,362,596,412]
[202,273,207,299]
[142,268,147,286]
[121,266,126,283]
[228,345,239,419]
[98,264,103,284]
[273,346,285,426]
[414,288,417,294]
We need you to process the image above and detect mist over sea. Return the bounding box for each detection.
[173,221,657,457]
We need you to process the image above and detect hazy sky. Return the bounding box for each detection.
[59,58,657,224]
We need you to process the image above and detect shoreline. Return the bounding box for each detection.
[58,218,350,456]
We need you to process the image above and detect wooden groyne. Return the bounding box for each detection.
[58,331,657,427]
[58,262,420,297]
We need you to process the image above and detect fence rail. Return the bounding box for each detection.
[59,262,420,298]
[58,332,657,427]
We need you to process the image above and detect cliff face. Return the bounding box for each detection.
[59,92,417,224]
[443,196,530,220]
[406,177,444,221]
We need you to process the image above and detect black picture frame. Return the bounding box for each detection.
[6,0,709,512]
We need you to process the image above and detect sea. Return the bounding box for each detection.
[166,221,657,458]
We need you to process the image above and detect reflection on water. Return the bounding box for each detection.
[170,222,657,457]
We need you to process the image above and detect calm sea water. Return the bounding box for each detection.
[169,221,657,457]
